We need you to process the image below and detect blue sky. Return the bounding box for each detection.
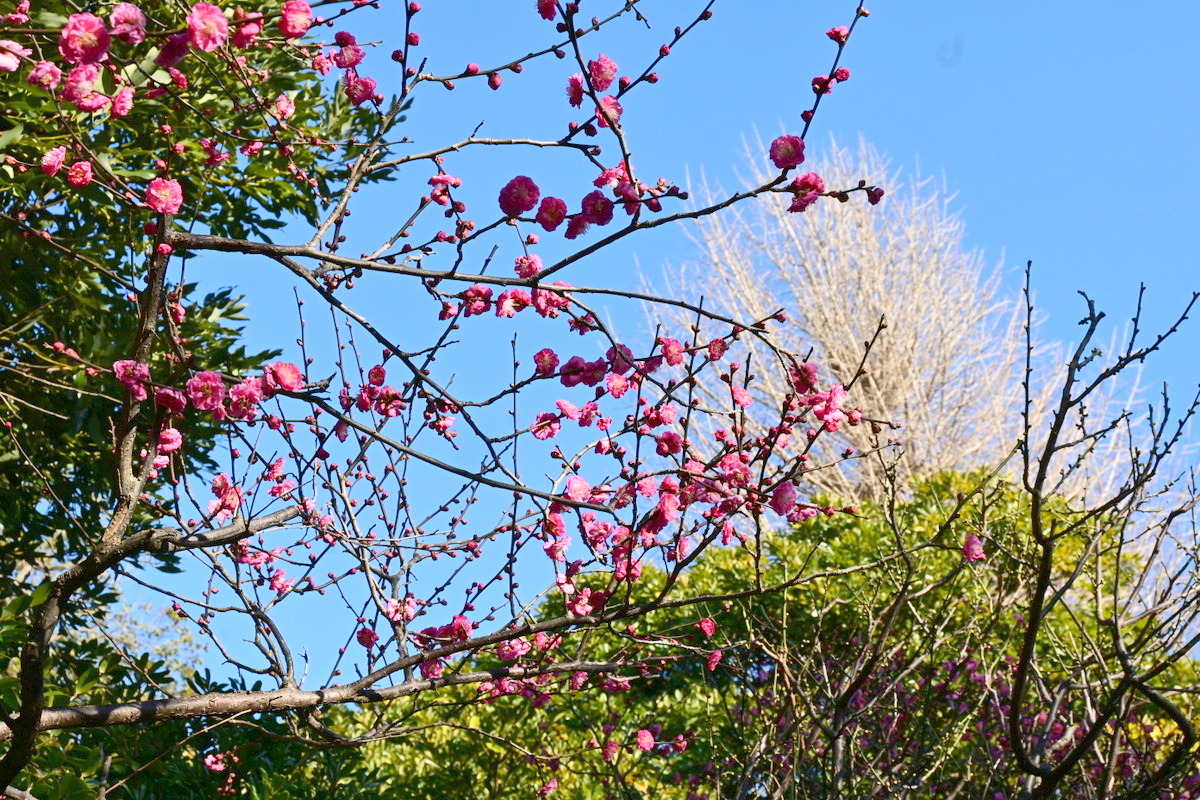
[219,0,1200,390]
[182,1,1199,685]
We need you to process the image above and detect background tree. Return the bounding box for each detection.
[670,138,1049,502]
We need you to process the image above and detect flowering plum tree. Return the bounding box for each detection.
[0,0,899,795]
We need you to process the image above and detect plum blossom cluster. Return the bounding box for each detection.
[498,166,684,241]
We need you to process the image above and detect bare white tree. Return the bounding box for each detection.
[666,136,1045,502]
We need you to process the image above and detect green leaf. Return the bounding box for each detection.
[29,581,53,608]
[0,123,25,151]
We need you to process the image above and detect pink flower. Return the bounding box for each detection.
[789,193,819,213]
[343,69,377,106]
[278,0,312,38]
[232,9,263,48]
[514,253,543,278]
[788,360,819,394]
[494,289,531,317]
[533,348,559,376]
[498,175,540,217]
[383,596,417,622]
[268,568,293,595]
[636,729,654,751]
[564,215,590,240]
[706,649,723,671]
[4,0,28,25]
[530,412,561,440]
[333,44,365,69]
[110,86,134,117]
[154,34,190,68]
[155,387,188,414]
[460,284,493,317]
[731,385,753,407]
[707,338,728,361]
[59,64,99,103]
[769,482,797,515]
[59,13,110,65]
[496,637,531,661]
[587,53,617,91]
[356,627,379,648]
[566,73,584,107]
[537,0,556,20]
[228,377,263,420]
[263,362,303,393]
[41,146,67,176]
[0,40,31,72]
[812,74,833,95]
[109,3,147,44]
[792,172,825,195]
[157,428,183,454]
[963,534,986,563]
[580,190,614,225]
[113,360,150,400]
[27,61,62,90]
[826,25,850,44]
[596,95,622,128]
[867,186,885,205]
[697,617,716,638]
[186,371,226,411]
[67,161,93,187]
[769,135,806,170]
[203,753,228,773]
[273,93,295,120]
[832,66,850,82]
[565,475,590,502]
[536,196,568,231]
[655,431,683,456]
[145,178,183,214]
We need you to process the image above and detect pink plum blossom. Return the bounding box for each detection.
[826,25,850,43]
[41,146,67,176]
[343,69,377,106]
[67,161,93,187]
[636,729,654,751]
[109,3,147,44]
[530,412,561,440]
[536,196,568,231]
[186,371,226,411]
[533,348,559,376]
[514,253,543,278]
[596,95,622,127]
[27,61,61,90]
[145,178,184,214]
[498,175,540,217]
[587,53,617,91]
[110,86,134,117]
[278,0,312,38]
[963,534,986,563]
[0,40,31,72]
[769,135,806,170]
[154,34,190,68]
[59,13,110,65]
[566,73,584,107]
[580,190,614,225]
[264,361,304,393]
[538,0,556,21]
[273,94,295,120]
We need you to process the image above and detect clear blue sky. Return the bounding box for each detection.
[185,1,1199,685]
[219,0,1200,391]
